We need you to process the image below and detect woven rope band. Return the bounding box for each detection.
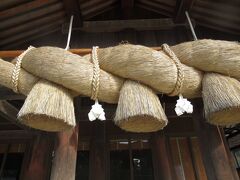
[91,46,100,100]
[11,46,35,93]
[162,44,184,96]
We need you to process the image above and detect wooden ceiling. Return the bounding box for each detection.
[0,0,239,48]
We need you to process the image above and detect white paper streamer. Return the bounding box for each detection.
[88,100,106,121]
[175,94,193,116]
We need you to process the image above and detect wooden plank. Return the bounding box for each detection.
[0,2,63,30]
[62,0,82,26]
[151,132,176,180]
[81,0,117,16]
[0,0,58,20]
[0,19,65,47]
[0,11,66,38]
[61,18,183,33]
[192,101,239,180]
[89,121,109,180]
[190,137,208,180]
[138,0,174,13]
[3,27,61,50]
[175,0,196,23]
[178,138,196,180]
[169,138,185,180]
[50,125,79,180]
[19,132,54,180]
[136,3,173,17]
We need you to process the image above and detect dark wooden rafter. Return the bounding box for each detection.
[62,0,83,27]
[121,0,134,19]
[0,86,24,100]
[0,0,58,21]
[136,1,173,17]
[175,0,196,23]
[0,100,28,130]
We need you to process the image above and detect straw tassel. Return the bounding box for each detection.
[114,80,168,133]
[202,73,240,126]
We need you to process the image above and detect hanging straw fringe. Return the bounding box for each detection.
[88,46,106,121]
[11,46,35,93]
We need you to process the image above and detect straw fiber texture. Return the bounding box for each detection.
[0,39,240,129]
[22,46,202,101]
[18,79,76,131]
[202,73,240,126]
[172,39,240,80]
[21,47,123,104]
[115,80,168,132]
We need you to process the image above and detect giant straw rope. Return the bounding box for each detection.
[0,39,239,103]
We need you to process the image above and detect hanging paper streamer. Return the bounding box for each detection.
[88,46,106,121]
[88,100,106,121]
[175,94,193,116]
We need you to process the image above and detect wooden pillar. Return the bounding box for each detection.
[151,132,176,180]
[50,97,81,180]
[50,125,79,180]
[89,121,109,180]
[20,132,54,180]
[193,100,239,180]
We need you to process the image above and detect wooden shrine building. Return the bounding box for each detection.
[0,0,240,180]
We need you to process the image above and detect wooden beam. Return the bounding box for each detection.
[0,11,66,38]
[0,130,33,144]
[62,0,82,26]
[0,46,163,58]
[20,132,54,180]
[0,100,28,129]
[0,86,25,100]
[61,18,184,33]
[0,0,58,21]
[192,101,239,180]
[0,2,63,30]
[0,19,65,47]
[175,0,196,23]
[151,132,176,180]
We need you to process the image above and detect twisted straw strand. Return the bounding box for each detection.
[162,44,184,96]
[11,46,35,93]
[91,46,100,100]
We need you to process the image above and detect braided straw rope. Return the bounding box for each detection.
[162,44,184,96]
[91,46,100,100]
[11,46,35,93]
